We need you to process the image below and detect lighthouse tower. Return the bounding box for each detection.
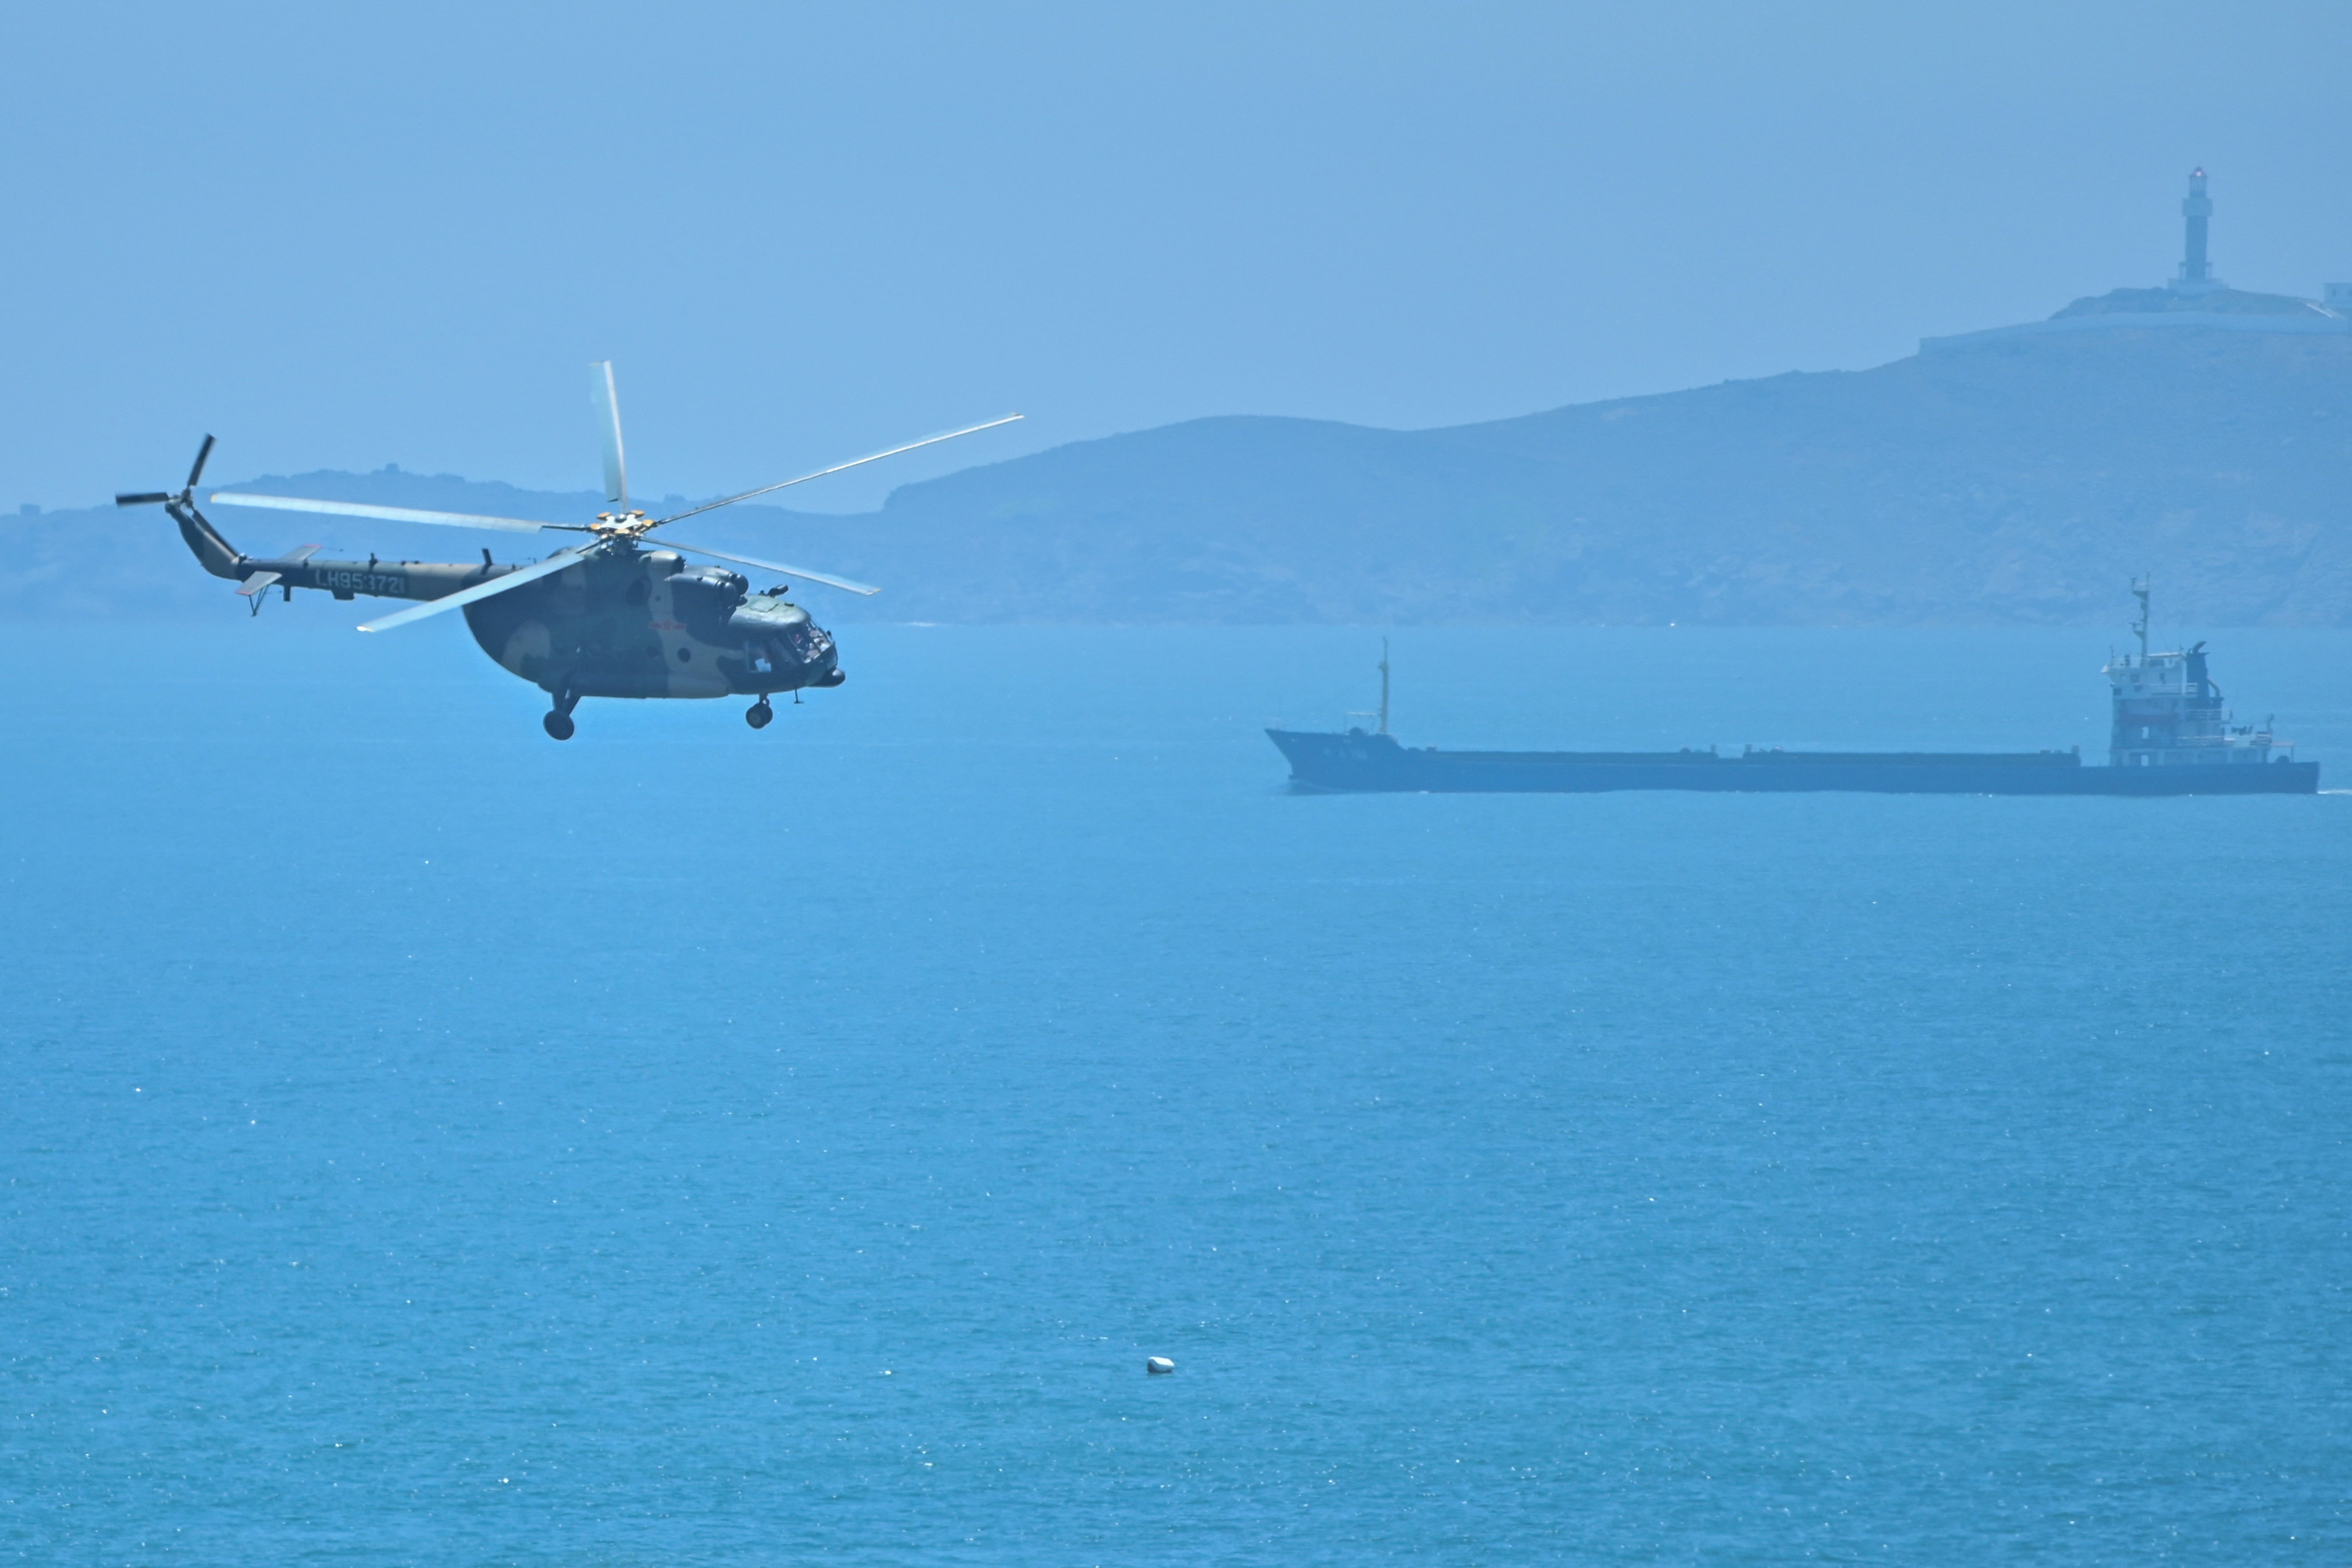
[2171,167,2225,295]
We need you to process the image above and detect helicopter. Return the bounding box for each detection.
[116,363,1020,739]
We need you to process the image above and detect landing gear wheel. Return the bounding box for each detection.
[543,683,580,740]
[746,698,774,730]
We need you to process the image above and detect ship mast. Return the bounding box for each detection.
[1378,638,1390,736]
[2130,576,2151,662]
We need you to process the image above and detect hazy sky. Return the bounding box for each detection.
[8,1,2351,511]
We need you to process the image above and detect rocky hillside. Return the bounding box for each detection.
[12,325,2350,625]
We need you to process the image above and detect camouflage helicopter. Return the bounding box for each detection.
[117,363,1019,739]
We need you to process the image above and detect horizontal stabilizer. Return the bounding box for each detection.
[237,571,281,598]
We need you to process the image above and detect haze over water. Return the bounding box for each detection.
[3,622,2347,1562]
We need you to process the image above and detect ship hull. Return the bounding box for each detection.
[1267,730,2321,796]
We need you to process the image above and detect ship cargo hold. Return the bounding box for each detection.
[1268,600,2319,797]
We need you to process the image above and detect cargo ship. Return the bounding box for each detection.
[1267,591,2319,796]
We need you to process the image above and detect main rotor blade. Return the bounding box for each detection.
[646,413,1023,529]
[658,538,879,596]
[357,545,594,633]
[209,493,587,535]
[185,434,217,491]
[115,492,172,506]
[590,361,627,509]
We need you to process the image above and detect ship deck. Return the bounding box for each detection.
[1267,730,2320,796]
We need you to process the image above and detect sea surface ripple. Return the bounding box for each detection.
[3,623,2347,1564]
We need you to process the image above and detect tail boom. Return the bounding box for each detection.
[236,550,524,605]
[167,499,244,579]
[169,499,524,607]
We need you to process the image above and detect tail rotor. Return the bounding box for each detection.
[185,433,216,493]
[116,434,217,509]
[116,435,245,580]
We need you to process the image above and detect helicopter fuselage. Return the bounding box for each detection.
[462,547,841,700]
[177,501,842,701]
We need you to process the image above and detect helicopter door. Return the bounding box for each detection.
[645,561,728,698]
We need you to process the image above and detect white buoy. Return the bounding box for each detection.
[1145,1356,1175,1375]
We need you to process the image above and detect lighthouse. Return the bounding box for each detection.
[2171,167,2224,295]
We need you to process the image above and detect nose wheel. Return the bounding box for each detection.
[543,685,580,741]
[746,697,774,730]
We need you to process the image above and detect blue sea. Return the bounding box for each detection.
[4,620,2348,1564]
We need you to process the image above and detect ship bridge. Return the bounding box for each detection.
[2104,583,2277,768]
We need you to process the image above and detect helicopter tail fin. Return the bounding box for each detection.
[169,500,244,580]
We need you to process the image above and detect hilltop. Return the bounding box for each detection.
[11,322,2350,625]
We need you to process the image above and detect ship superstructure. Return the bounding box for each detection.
[2105,579,2279,768]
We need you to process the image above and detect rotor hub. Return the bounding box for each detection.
[591,510,653,543]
